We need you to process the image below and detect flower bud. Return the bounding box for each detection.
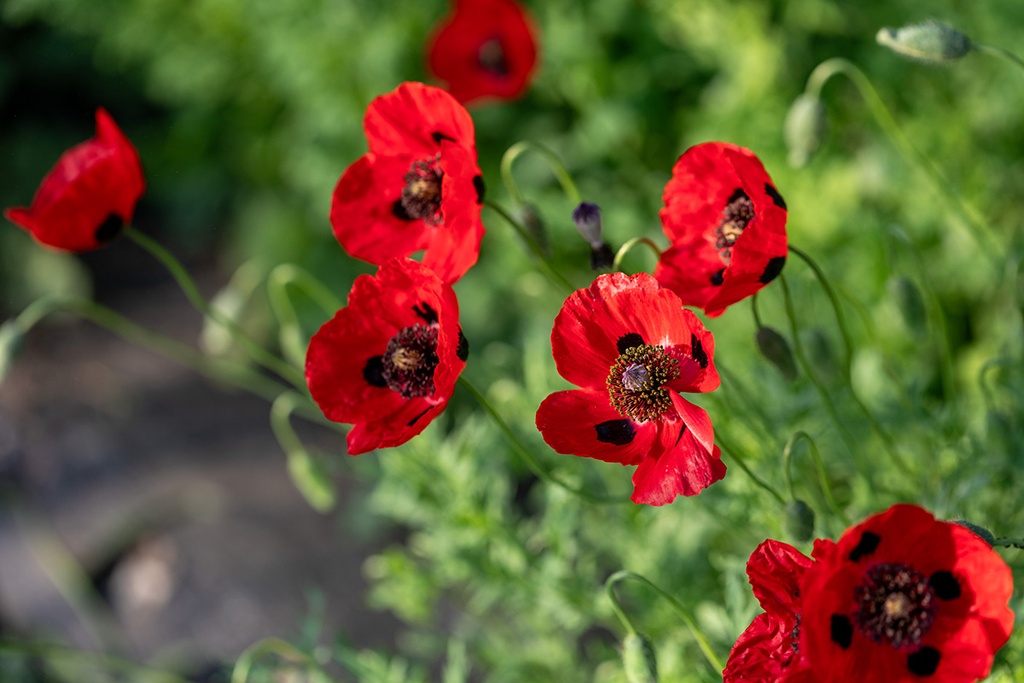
[756,326,798,381]
[876,20,972,65]
[517,203,550,258]
[622,632,658,683]
[572,202,604,248]
[784,499,816,542]
[784,94,827,168]
[0,321,25,386]
[888,275,927,336]
[953,519,996,546]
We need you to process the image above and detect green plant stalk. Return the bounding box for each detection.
[13,296,288,403]
[714,431,786,506]
[231,637,331,683]
[612,237,662,272]
[974,43,1024,75]
[128,230,306,389]
[483,200,576,294]
[457,376,629,504]
[805,58,1001,267]
[500,140,583,207]
[0,639,191,683]
[993,537,1024,550]
[605,570,725,673]
[782,431,851,525]
[267,264,343,372]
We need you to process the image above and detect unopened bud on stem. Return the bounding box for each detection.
[876,20,973,65]
[572,202,614,270]
[784,94,827,168]
[622,632,658,683]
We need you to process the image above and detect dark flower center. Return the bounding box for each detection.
[606,344,680,422]
[478,38,509,77]
[381,324,439,399]
[399,155,444,225]
[714,189,755,264]
[854,562,936,650]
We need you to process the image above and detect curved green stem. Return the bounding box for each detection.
[500,141,583,207]
[788,246,852,375]
[457,376,628,504]
[12,296,288,403]
[993,537,1024,550]
[128,230,306,389]
[750,293,765,330]
[805,58,1000,267]
[483,200,576,294]
[0,639,191,683]
[604,570,724,673]
[974,43,1024,75]
[232,637,330,683]
[271,391,338,512]
[714,431,786,506]
[612,237,662,272]
[782,431,851,525]
[267,264,343,371]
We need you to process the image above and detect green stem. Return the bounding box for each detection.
[128,230,306,389]
[483,200,576,294]
[13,296,288,403]
[457,376,628,504]
[974,43,1024,75]
[993,537,1024,550]
[231,637,330,683]
[750,293,765,330]
[714,431,786,506]
[0,639,191,683]
[604,570,725,673]
[782,431,851,525]
[267,264,343,371]
[611,237,662,272]
[805,58,1001,267]
[500,141,583,207]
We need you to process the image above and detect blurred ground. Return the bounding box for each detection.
[0,242,400,679]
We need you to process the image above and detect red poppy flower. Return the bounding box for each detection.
[798,504,1014,683]
[330,82,486,284]
[5,108,145,252]
[427,0,538,105]
[724,540,814,682]
[654,142,788,317]
[534,272,725,506]
[305,258,468,455]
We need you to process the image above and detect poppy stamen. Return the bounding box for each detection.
[478,38,510,77]
[714,189,755,264]
[854,562,936,650]
[381,324,439,398]
[606,344,680,422]
[399,155,444,225]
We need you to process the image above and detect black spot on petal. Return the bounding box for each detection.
[363,356,387,387]
[710,268,725,286]
[595,420,635,446]
[830,615,853,649]
[473,175,486,204]
[616,333,644,355]
[691,334,708,369]
[848,531,881,562]
[432,131,455,145]
[674,423,688,446]
[413,303,438,324]
[407,406,433,427]
[907,647,941,676]
[457,329,469,361]
[929,571,961,600]
[765,183,787,209]
[95,214,123,243]
[392,199,414,221]
[759,256,786,284]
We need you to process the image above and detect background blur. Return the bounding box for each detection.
[1,0,1023,681]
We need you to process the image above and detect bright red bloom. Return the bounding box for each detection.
[654,142,788,317]
[330,82,485,284]
[305,258,468,455]
[427,0,538,105]
[725,540,814,682]
[5,108,145,252]
[535,272,725,506]
[799,504,1014,683]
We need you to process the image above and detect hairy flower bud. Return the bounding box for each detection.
[756,326,798,381]
[888,275,927,335]
[622,632,658,683]
[572,202,603,248]
[784,499,816,542]
[784,93,827,168]
[517,202,550,258]
[953,519,996,546]
[876,20,973,65]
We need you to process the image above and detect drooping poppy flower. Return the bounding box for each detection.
[654,142,788,317]
[5,108,145,252]
[427,0,539,105]
[798,504,1014,683]
[330,82,486,284]
[724,540,814,682]
[305,258,468,455]
[535,272,725,506]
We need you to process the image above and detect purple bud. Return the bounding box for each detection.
[572,202,603,248]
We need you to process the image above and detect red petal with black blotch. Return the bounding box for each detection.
[5,108,145,252]
[305,259,465,455]
[535,389,649,466]
[799,504,1015,683]
[551,272,716,392]
[630,425,725,505]
[655,142,787,317]
[364,81,477,159]
[420,141,486,283]
[427,0,539,105]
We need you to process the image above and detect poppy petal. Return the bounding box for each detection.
[536,389,650,465]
